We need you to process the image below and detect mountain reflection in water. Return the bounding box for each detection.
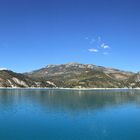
[0,89,140,140]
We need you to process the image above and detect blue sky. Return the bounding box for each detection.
[0,0,140,72]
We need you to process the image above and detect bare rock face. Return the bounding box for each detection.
[126,72,140,88]
[0,70,55,88]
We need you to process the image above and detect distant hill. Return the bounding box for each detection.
[25,62,135,88]
[0,70,55,88]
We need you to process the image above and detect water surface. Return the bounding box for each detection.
[0,89,140,140]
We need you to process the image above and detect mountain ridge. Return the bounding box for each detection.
[25,62,137,88]
[0,62,139,88]
[29,62,135,74]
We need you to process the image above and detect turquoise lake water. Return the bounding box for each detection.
[0,89,140,140]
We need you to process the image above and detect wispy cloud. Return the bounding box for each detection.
[101,43,110,49]
[85,36,111,55]
[86,36,100,44]
[88,48,99,53]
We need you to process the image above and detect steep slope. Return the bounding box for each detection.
[0,70,55,88]
[26,62,134,88]
[126,72,140,88]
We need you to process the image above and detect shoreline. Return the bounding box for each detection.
[0,87,139,90]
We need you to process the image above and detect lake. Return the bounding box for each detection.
[0,89,140,140]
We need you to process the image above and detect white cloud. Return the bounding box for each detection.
[101,43,110,49]
[85,36,111,56]
[104,45,110,49]
[88,48,99,53]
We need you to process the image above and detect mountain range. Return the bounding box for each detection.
[0,62,140,88]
